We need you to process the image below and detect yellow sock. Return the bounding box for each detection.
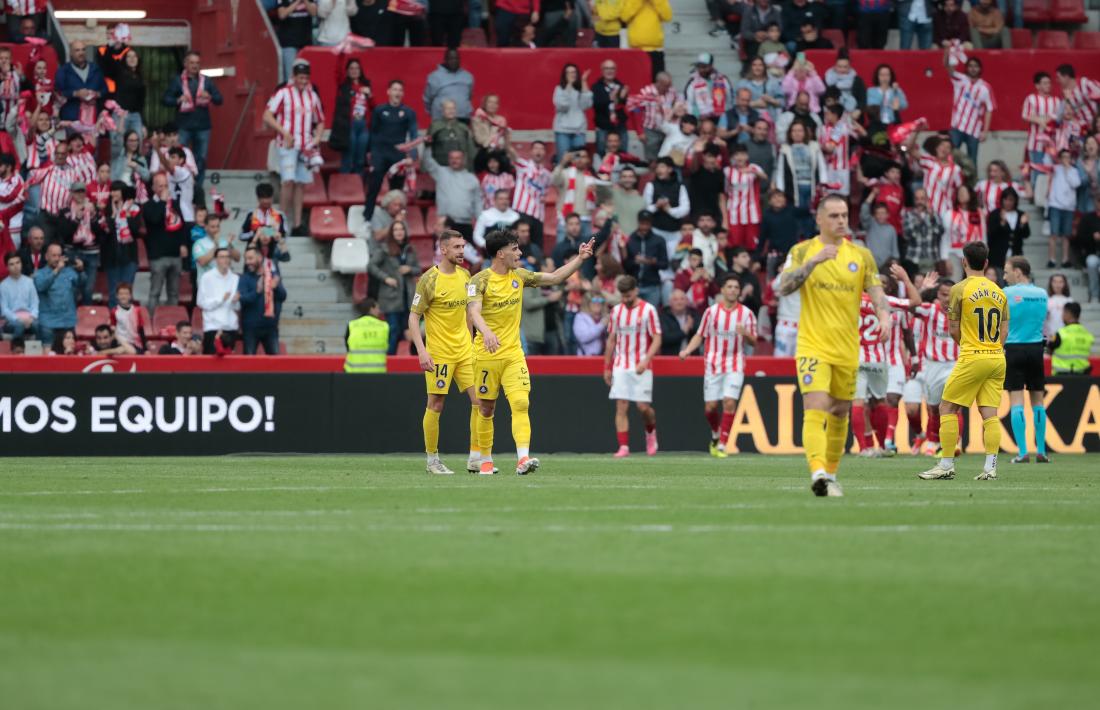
[477,410,495,461]
[940,412,959,461]
[423,408,440,455]
[469,407,480,456]
[510,393,531,458]
[802,409,828,473]
[825,413,849,475]
[983,416,1000,456]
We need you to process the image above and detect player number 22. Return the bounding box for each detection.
[973,307,1001,343]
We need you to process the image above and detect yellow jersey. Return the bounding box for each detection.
[469,267,542,360]
[947,276,1008,359]
[787,236,879,366]
[410,265,473,362]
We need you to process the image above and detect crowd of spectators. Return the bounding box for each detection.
[0,25,294,357]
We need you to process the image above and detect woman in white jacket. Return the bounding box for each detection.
[774,120,828,237]
[316,0,359,46]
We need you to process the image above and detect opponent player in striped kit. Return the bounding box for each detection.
[881,268,920,453]
[605,275,663,458]
[914,278,961,456]
[722,145,767,250]
[943,49,994,162]
[678,274,758,457]
[1021,72,1063,186]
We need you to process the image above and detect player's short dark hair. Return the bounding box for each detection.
[963,241,989,271]
[719,272,740,288]
[1007,256,1031,277]
[617,275,638,293]
[1034,71,1050,85]
[1064,301,1082,319]
[1056,63,1075,78]
[438,228,463,244]
[484,229,518,258]
[817,193,848,213]
[95,324,112,335]
[176,320,191,331]
[256,183,275,199]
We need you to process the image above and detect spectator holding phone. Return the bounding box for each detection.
[34,242,84,343]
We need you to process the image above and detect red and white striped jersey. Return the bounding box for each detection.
[512,157,551,222]
[698,302,757,375]
[6,1,46,14]
[149,145,198,177]
[479,171,515,210]
[919,153,962,217]
[67,146,96,185]
[633,83,681,131]
[887,305,913,367]
[1063,76,1100,126]
[0,173,26,237]
[821,120,851,171]
[27,162,74,216]
[915,301,958,362]
[858,295,887,364]
[23,133,56,171]
[609,300,662,371]
[723,164,765,226]
[974,178,1026,213]
[949,72,994,138]
[947,208,984,249]
[266,84,325,150]
[1021,93,1063,153]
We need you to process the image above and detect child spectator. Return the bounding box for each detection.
[110,282,147,352]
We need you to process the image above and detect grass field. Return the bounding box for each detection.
[1,453,1099,710]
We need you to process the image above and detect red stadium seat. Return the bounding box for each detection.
[543,203,557,252]
[414,171,435,203]
[410,236,435,269]
[309,205,351,240]
[1009,28,1033,49]
[320,145,341,176]
[328,173,366,207]
[424,205,438,232]
[405,206,428,237]
[92,271,108,303]
[302,173,328,209]
[76,306,111,340]
[1052,0,1087,24]
[1022,0,1051,24]
[461,28,487,48]
[575,28,595,48]
[352,272,369,304]
[1036,31,1071,50]
[821,29,845,48]
[137,239,149,271]
[152,305,189,336]
[178,271,194,307]
[1073,31,1100,49]
[0,340,10,354]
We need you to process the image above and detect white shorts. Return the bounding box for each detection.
[774,321,798,357]
[922,359,955,406]
[902,369,925,403]
[887,363,907,396]
[855,361,888,400]
[704,371,745,402]
[609,368,654,403]
[278,146,314,184]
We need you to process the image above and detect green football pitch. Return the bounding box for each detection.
[2,454,1098,710]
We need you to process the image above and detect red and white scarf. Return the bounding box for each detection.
[89,180,110,209]
[262,259,275,319]
[561,167,595,219]
[606,221,629,263]
[164,197,183,232]
[473,107,507,149]
[69,199,95,247]
[113,200,138,244]
[386,158,418,199]
[249,207,284,236]
[179,71,210,113]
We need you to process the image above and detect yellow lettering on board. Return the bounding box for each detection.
[1067,384,1100,454]
[726,385,778,454]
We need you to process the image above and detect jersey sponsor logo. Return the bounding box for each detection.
[511,279,519,289]
[848,261,858,272]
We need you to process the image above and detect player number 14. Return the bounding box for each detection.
[973,307,1001,343]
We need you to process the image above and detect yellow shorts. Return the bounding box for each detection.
[476,356,531,401]
[796,355,857,401]
[424,356,476,395]
[942,356,1005,408]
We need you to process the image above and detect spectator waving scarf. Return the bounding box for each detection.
[472,107,507,150]
[178,71,212,113]
[561,166,595,217]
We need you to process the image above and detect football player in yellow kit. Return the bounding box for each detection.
[467,228,594,475]
[919,241,1009,481]
[778,195,893,497]
[408,229,487,475]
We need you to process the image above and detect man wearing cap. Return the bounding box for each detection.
[262,59,325,236]
[163,50,223,189]
[57,181,103,305]
[684,53,733,121]
[55,40,108,124]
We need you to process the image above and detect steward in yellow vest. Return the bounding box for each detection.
[1049,302,1094,375]
[344,299,389,373]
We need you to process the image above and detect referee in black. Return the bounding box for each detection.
[1002,257,1051,463]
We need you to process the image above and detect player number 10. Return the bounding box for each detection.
[973,307,1001,343]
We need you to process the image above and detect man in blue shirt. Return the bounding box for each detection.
[367,80,419,220]
[33,243,84,344]
[1003,256,1050,463]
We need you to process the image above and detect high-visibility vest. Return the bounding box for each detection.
[1051,323,1094,374]
[344,316,389,373]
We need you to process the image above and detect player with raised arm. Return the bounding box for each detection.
[605,275,663,458]
[919,242,1008,481]
[679,273,757,457]
[778,194,891,497]
[467,229,594,475]
[408,229,484,475]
